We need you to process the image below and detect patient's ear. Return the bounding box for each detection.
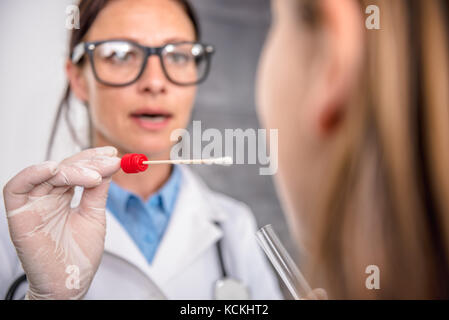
[66,59,89,103]
[315,0,364,135]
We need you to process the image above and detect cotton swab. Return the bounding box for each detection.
[142,157,233,165]
[121,153,233,173]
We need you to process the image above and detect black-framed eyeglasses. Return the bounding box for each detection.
[71,39,215,87]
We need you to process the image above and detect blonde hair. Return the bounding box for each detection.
[307,0,449,299]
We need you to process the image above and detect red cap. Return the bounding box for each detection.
[121,154,149,173]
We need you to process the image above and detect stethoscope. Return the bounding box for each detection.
[4,273,26,300]
[213,222,250,300]
[5,222,250,300]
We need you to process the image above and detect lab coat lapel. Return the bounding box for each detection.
[148,166,226,285]
[103,209,164,290]
[70,187,157,287]
[68,186,147,279]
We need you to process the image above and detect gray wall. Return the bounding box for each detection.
[188,1,297,297]
[188,0,294,251]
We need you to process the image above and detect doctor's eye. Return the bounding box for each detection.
[105,51,137,64]
[95,42,143,65]
[164,51,193,66]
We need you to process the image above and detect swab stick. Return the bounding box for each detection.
[142,157,233,165]
[121,153,233,173]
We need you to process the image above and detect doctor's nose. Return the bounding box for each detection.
[137,55,167,95]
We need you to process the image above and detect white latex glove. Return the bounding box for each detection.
[2,146,121,300]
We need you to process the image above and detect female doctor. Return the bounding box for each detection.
[0,0,282,300]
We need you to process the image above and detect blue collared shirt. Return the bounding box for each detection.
[106,165,182,264]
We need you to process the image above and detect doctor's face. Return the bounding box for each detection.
[70,0,197,158]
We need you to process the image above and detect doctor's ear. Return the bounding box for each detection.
[312,0,365,135]
[65,59,89,104]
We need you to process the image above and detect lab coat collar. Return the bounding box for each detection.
[103,165,228,288]
[106,164,182,214]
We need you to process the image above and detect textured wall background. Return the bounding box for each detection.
[188,0,294,252]
[188,1,297,298]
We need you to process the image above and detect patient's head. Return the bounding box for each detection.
[257,0,449,299]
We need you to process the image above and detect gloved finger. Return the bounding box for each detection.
[29,182,67,198]
[47,156,120,195]
[79,176,112,218]
[26,147,118,198]
[66,156,121,179]
[3,161,59,212]
[45,164,103,191]
[30,155,119,197]
[60,146,117,166]
[28,180,57,198]
[33,147,120,197]
[74,156,120,212]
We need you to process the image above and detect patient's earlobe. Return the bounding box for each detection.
[319,101,344,134]
[315,0,364,135]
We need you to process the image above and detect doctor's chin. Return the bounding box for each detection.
[2,0,449,316]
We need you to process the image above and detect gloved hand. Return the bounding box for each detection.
[2,146,121,300]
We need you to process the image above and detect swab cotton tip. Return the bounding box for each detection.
[211,157,233,165]
[223,156,233,165]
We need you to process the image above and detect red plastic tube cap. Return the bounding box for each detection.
[121,153,149,173]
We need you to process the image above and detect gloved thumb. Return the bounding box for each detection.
[79,176,113,217]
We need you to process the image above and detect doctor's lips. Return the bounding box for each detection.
[130,107,173,131]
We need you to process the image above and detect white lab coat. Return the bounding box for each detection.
[0,166,283,300]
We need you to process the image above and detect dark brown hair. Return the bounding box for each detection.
[45,0,200,160]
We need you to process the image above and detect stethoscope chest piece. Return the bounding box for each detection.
[214,278,250,300]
